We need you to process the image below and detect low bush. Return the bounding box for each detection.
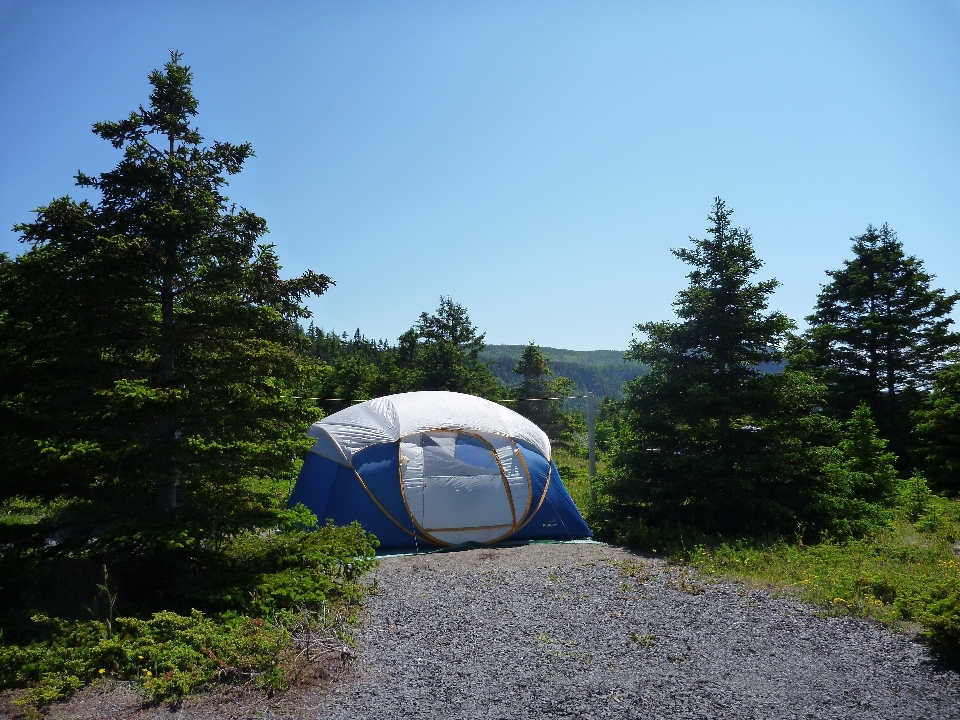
[0,610,289,706]
[0,506,378,708]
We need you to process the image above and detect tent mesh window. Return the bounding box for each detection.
[399,431,532,544]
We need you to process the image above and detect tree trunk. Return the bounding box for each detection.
[156,267,178,513]
[156,132,178,514]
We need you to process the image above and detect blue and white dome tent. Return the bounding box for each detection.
[288,391,592,550]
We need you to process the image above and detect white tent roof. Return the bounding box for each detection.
[306,391,551,467]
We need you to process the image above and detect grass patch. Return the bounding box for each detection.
[630,632,656,646]
[2,610,292,706]
[553,447,608,516]
[683,497,960,654]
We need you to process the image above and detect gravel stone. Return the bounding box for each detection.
[318,541,960,720]
[26,541,960,720]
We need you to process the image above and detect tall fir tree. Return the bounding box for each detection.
[805,224,958,458]
[396,297,502,398]
[512,342,572,431]
[0,53,331,554]
[604,199,834,536]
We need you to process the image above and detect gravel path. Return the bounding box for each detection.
[30,541,960,719]
[318,541,960,720]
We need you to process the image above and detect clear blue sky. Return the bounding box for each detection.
[2,1,959,350]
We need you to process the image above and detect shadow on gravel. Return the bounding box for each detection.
[376,538,607,558]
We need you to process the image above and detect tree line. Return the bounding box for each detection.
[483,352,646,401]
[597,199,959,543]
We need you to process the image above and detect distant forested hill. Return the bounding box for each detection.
[481,345,647,399]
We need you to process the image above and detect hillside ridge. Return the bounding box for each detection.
[480,345,637,367]
[480,344,645,399]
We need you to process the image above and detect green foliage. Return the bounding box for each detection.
[218,515,378,616]
[0,54,379,710]
[397,297,502,397]
[804,223,959,461]
[1,610,288,706]
[482,346,632,367]
[897,474,936,524]
[0,507,378,707]
[835,403,899,504]
[0,52,329,552]
[684,495,960,654]
[810,403,899,538]
[511,342,573,432]
[514,342,552,397]
[296,325,394,411]
[482,346,647,400]
[603,199,835,536]
[411,296,486,356]
[553,447,605,518]
[915,357,960,494]
[299,298,504,403]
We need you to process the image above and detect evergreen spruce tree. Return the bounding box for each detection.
[838,403,900,505]
[0,53,331,556]
[512,342,572,430]
[915,358,960,494]
[813,402,899,537]
[805,224,958,455]
[397,297,502,398]
[513,342,551,423]
[605,199,833,536]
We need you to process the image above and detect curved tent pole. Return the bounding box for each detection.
[349,465,433,545]
[511,438,534,522]
[512,459,553,535]
[396,429,539,546]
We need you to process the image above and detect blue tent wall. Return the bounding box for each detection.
[289,443,422,549]
[288,437,592,550]
[510,440,592,542]
[288,452,338,518]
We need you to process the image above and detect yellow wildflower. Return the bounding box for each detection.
[98,669,105,675]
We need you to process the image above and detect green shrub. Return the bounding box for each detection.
[0,610,289,706]
[0,509,379,707]
[190,514,378,615]
[922,584,960,650]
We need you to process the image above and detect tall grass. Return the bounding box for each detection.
[553,448,604,515]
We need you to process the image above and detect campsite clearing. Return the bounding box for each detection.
[19,542,960,719]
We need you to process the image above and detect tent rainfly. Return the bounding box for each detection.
[288,391,592,550]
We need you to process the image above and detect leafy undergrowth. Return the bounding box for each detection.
[683,496,960,655]
[553,448,606,517]
[1,610,292,707]
[0,507,378,710]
